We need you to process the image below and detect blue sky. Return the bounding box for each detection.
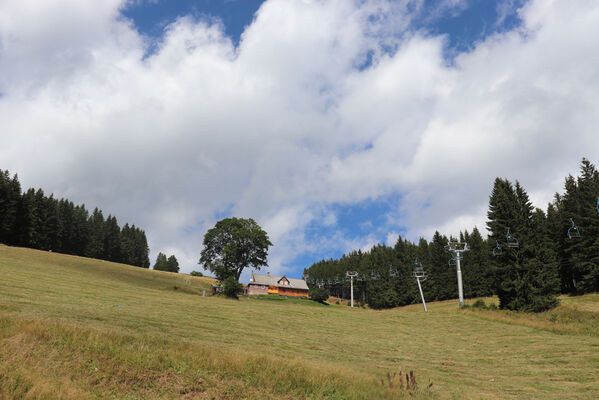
[123,0,526,54]
[123,0,265,46]
[3,0,597,280]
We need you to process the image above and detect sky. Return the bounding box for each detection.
[2,0,599,280]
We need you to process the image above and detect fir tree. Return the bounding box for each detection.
[103,215,121,262]
[166,255,179,273]
[153,252,168,271]
[487,178,559,311]
[0,171,21,244]
[552,158,599,293]
[135,228,151,268]
[462,227,493,298]
[0,168,150,264]
[71,204,90,256]
[15,188,37,247]
[86,208,105,259]
[392,235,418,306]
[428,231,453,300]
[120,223,135,264]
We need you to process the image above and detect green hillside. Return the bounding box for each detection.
[1,245,598,399]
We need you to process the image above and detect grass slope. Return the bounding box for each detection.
[1,245,599,399]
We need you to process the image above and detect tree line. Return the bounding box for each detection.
[304,158,599,312]
[0,170,150,268]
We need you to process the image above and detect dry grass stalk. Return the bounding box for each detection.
[380,369,432,397]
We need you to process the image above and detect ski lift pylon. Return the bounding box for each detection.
[492,240,502,256]
[506,227,519,248]
[567,218,581,239]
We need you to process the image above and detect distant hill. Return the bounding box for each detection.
[1,244,598,399]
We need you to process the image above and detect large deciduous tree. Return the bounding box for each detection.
[199,217,272,281]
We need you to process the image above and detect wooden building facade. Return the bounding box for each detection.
[247,271,309,298]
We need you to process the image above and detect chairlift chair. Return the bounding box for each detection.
[506,228,519,248]
[567,218,581,239]
[492,240,503,256]
[596,197,599,214]
[413,258,427,279]
[448,258,456,266]
[413,258,422,268]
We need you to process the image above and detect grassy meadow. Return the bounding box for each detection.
[1,244,599,399]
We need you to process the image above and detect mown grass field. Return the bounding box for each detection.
[1,244,598,399]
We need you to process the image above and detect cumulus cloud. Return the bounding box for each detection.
[1,0,598,275]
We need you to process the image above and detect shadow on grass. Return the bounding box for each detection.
[169,285,203,295]
[245,295,329,307]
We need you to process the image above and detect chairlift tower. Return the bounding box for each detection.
[446,242,469,308]
[413,259,428,312]
[346,271,358,308]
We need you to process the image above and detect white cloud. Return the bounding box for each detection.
[1,0,599,276]
[386,231,401,246]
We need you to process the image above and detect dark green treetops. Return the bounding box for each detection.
[486,178,560,312]
[0,169,150,268]
[309,287,330,303]
[153,253,179,273]
[199,217,272,281]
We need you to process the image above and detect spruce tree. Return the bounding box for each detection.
[153,252,168,271]
[392,235,418,306]
[428,231,453,301]
[0,168,150,263]
[0,171,21,244]
[86,208,105,259]
[166,255,179,273]
[487,178,559,311]
[120,223,135,265]
[31,188,50,250]
[552,158,599,293]
[365,244,398,309]
[57,199,73,253]
[462,227,493,298]
[103,215,121,262]
[71,204,90,256]
[44,195,62,251]
[16,188,37,247]
[136,229,151,268]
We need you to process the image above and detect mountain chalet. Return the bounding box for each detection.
[247,271,309,298]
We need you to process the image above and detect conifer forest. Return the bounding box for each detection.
[0,171,150,268]
[305,158,599,311]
